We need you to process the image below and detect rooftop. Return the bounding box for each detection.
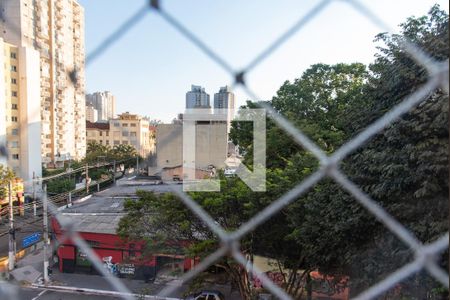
[60,213,123,235]
[57,179,176,234]
[86,121,110,130]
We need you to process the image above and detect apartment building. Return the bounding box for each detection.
[0,0,86,167]
[86,91,116,122]
[85,104,98,123]
[186,85,211,110]
[86,113,155,158]
[213,86,235,133]
[0,38,42,181]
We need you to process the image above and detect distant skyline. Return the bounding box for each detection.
[79,0,449,122]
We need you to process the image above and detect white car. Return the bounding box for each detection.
[185,290,225,300]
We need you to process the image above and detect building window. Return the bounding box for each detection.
[114,140,120,145]
[130,132,137,137]
[113,122,120,127]
[12,91,17,97]
[11,116,18,122]
[106,131,109,136]
[122,131,128,137]
[12,104,18,110]
[122,140,128,145]
[11,78,17,84]
[11,65,17,72]
[122,123,128,127]
[130,123,136,127]
[11,141,19,148]
[10,52,17,59]
[12,154,19,160]
[106,140,110,145]
[99,131,103,136]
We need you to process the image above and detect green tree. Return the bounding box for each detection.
[285,4,448,297]
[84,141,111,164]
[118,178,259,299]
[0,165,15,199]
[46,178,75,194]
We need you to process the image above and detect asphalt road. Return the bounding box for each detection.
[1,286,123,300]
[0,213,43,259]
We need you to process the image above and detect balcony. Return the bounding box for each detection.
[55,1,63,10]
[40,49,50,59]
[55,20,63,28]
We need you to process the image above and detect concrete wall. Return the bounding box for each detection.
[156,122,228,179]
[0,39,7,166]
[18,45,42,183]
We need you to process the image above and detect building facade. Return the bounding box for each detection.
[0,38,42,182]
[86,91,116,122]
[86,113,155,158]
[186,85,211,110]
[155,122,228,180]
[213,85,235,132]
[85,104,98,123]
[0,0,87,167]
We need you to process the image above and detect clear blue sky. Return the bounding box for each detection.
[78,0,449,123]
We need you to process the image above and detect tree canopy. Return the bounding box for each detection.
[118,5,448,299]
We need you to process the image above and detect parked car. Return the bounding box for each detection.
[185,290,225,300]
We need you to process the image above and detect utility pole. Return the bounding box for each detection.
[43,183,49,284]
[67,191,72,208]
[8,181,15,271]
[113,160,116,185]
[136,156,139,176]
[32,172,37,217]
[85,163,89,194]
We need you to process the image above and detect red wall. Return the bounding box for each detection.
[52,217,202,274]
[52,217,156,268]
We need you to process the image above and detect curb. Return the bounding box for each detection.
[31,283,182,299]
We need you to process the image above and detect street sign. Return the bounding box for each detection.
[22,232,41,248]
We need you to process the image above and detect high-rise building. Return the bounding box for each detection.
[214,86,235,132]
[0,0,86,167]
[86,91,116,121]
[186,85,211,110]
[0,38,42,182]
[85,104,98,123]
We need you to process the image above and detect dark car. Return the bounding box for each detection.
[185,290,225,300]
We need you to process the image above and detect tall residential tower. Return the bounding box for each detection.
[86,91,116,122]
[0,0,86,168]
[186,85,211,110]
[214,86,235,132]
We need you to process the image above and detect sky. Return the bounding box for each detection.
[78,0,449,123]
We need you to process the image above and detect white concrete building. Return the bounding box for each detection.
[85,104,98,123]
[155,122,228,180]
[0,0,87,167]
[0,38,42,183]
